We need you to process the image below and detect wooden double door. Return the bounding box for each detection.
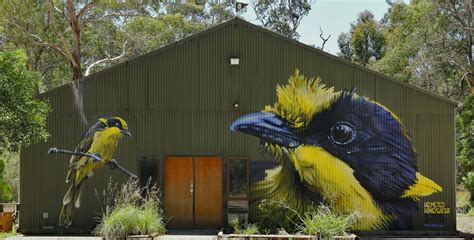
[164,156,223,229]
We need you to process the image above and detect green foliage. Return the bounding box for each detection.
[339,0,470,100]
[0,151,19,203]
[0,159,11,202]
[337,10,385,66]
[255,199,300,233]
[0,225,17,239]
[0,50,49,201]
[459,93,474,181]
[230,217,242,233]
[0,50,50,152]
[462,172,474,203]
[93,179,165,238]
[252,0,310,39]
[242,223,260,235]
[295,205,354,237]
[468,208,474,217]
[1,2,236,89]
[255,199,354,237]
[230,217,259,235]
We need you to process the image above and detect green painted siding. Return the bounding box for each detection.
[20,18,456,234]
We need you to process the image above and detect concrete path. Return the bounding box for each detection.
[6,236,217,240]
[158,236,216,240]
[6,237,102,240]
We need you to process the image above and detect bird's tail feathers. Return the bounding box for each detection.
[59,184,75,228]
[63,184,74,205]
[65,170,72,183]
[60,179,85,228]
[74,181,85,208]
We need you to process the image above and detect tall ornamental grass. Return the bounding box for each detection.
[93,178,166,238]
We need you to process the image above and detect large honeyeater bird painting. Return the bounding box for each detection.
[230,70,442,230]
[59,117,131,228]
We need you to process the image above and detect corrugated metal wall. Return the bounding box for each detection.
[20,18,456,233]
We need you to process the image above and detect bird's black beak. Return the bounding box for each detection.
[121,130,132,137]
[231,112,300,148]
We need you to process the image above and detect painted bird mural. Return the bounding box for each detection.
[230,70,442,230]
[59,117,131,228]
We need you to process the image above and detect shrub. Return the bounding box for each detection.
[242,223,259,235]
[255,199,300,233]
[463,172,474,203]
[93,178,166,238]
[255,199,355,237]
[294,205,355,237]
[230,217,259,234]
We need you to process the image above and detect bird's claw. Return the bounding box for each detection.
[91,153,101,162]
[48,147,59,155]
[108,159,118,170]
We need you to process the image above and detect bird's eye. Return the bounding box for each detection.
[330,122,356,145]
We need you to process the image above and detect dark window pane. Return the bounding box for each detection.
[140,159,158,186]
[229,159,247,198]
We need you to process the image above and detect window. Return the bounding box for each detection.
[227,158,249,223]
[228,158,248,198]
[139,158,158,187]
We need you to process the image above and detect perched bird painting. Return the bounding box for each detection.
[231,70,442,230]
[58,117,131,228]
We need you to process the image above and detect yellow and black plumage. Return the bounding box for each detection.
[59,117,131,228]
[231,70,442,230]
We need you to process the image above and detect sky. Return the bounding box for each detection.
[240,0,390,55]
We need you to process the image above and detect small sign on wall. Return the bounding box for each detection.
[230,58,240,66]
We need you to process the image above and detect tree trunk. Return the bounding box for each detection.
[66,0,83,81]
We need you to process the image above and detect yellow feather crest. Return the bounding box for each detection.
[98,118,108,126]
[114,116,128,130]
[264,69,338,129]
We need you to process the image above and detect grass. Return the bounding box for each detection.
[93,179,166,238]
[255,199,354,237]
[294,205,354,237]
[0,225,17,239]
[456,186,474,234]
[456,186,470,209]
[230,217,260,234]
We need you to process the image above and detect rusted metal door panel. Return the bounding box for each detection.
[194,157,223,229]
[164,156,194,228]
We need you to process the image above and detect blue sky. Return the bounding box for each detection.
[240,0,390,55]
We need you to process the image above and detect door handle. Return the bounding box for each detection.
[190,181,194,195]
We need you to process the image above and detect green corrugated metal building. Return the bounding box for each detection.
[19,18,457,235]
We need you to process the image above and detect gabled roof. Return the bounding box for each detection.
[42,17,456,105]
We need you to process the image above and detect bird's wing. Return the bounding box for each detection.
[65,122,104,182]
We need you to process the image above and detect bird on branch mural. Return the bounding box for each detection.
[231,69,442,230]
[48,117,133,228]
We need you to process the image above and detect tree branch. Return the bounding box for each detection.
[319,26,331,51]
[51,1,66,17]
[2,20,71,60]
[77,1,95,18]
[89,12,149,22]
[85,41,128,76]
